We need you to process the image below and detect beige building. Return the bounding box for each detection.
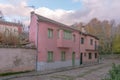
[0,20,22,44]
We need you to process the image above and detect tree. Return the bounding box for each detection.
[71,18,119,54]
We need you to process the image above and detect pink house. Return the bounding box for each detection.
[29,12,99,71]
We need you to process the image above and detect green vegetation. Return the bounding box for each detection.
[113,35,120,54]
[0,71,31,76]
[72,18,120,54]
[103,63,120,80]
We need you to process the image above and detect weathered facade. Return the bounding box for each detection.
[29,12,99,71]
[0,48,36,73]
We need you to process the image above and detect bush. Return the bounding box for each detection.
[103,63,120,80]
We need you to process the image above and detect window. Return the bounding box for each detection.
[81,37,84,44]
[57,30,59,39]
[88,53,92,59]
[47,51,53,62]
[5,28,9,37]
[48,29,53,38]
[84,53,86,56]
[73,34,76,42]
[63,30,72,40]
[95,41,97,50]
[90,39,93,45]
[95,53,97,58]
[61,51,66,61]
[57,29,61,39]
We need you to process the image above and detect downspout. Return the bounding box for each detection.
[36,20,39,71]
[79,32,81,65]
[98,40,100,63]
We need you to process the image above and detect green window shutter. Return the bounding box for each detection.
[63,30,72,40]
[48,51,53,62]
[47,51,50,62]
[61,51,66,61]
[48,29,53,38]
[48,29,50,38]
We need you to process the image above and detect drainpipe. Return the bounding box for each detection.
[79,32,81,64]
[36,19,39,71]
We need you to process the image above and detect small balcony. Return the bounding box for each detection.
[85,45,99,51]
[57,39,72,48]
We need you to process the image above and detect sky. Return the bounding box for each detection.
[0,0,120,26]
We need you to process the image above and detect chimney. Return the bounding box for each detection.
[31,11,35,14]
[81,26,86,33]
[31,11,35,18]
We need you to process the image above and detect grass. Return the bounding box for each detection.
[0,71,31,77]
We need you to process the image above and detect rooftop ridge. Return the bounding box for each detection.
[0,20,22,27]
[31,12,99,40]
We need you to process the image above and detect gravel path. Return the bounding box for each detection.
[2,59,120,80]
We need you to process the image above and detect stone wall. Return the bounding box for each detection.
[0,48,36,73]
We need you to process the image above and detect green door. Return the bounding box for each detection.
[72,52,75,66]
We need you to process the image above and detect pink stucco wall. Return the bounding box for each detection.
[36,22,80,61]
[29,12,99,70]
[29,12,38,46]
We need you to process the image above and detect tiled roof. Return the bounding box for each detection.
[35,13,78,32]
[0,20,22,27]
[31,12,99,40]
[87,34,99,40]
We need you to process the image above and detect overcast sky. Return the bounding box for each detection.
[0,0,120,26]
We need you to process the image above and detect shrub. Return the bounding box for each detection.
[103,63,120,80]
